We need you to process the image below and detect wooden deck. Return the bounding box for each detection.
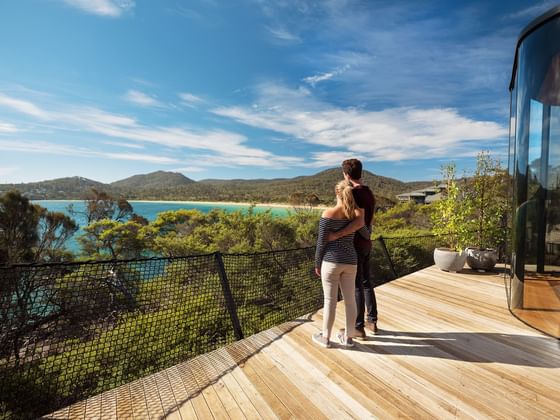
[48,265,560,419]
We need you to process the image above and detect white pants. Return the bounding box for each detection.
[320,261,358,340]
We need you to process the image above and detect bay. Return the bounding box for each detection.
[34,200,295,253]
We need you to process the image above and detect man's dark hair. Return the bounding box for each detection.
[342,158,363,180]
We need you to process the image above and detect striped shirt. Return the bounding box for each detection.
[315,217,358,268]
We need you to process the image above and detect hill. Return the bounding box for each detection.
[111,171,195,191]
[191,168,433,207]
[0,169,434,205]
[0,176,107,200]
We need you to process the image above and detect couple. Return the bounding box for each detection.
[313,158,377,348]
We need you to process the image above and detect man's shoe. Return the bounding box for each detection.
[366,320,378,334]
[354,327,366,340]
[312,332,331,348]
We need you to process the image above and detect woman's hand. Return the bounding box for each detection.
[315,267,321,277]
[326,231,339,242]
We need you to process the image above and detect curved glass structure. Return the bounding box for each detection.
[509,7,560,338]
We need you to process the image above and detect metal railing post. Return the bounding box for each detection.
[378,236,398,280]
[214,252,244,340]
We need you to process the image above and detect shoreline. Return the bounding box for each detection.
[130,200,329,210]
[35,199,328,210]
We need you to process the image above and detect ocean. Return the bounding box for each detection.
[34,200,295,253]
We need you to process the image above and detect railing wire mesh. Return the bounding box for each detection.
[0,234,450,419]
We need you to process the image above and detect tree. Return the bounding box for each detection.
[430,163,471,251]
[464,151,509,249]
[288,192,321,215]
[78,219,151,260]
[0,190,77,265]
[0,191,77,376]
[73,189,150,259]
[68,188,133,225]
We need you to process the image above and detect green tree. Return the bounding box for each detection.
[431,163,471,251]
[463,151,509,249]
[78,219,151,259]
[0,191,77,375]
[0,190,77,265]
[68,188,134,225]
[74,190,149,259]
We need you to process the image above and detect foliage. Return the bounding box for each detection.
[430,152,510,252]
[0,189,78,264]
[373,201,433,236]
[463,151,509,249]
[78,219,151,259]
[149,208,320,256]
[68,188,136,225]
[0,248,323,418]
[430,163,471,251]
[0,168,431,207]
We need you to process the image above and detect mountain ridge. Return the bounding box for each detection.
[0,169,435,205]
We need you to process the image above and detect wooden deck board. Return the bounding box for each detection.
[129,379,150,419]
[115,383,133,419]
[167,365,198,419]
[48,265,560,419]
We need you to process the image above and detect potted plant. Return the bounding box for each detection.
[464,151,509,271]
[431,163,471,272]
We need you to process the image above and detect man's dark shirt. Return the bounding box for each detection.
[351,185,375,251]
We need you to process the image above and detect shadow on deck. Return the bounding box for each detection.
[48,265,560,419]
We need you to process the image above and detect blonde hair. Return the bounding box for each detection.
[336,180,357,220]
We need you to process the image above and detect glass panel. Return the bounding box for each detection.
[510,15,560,338]
[545,105,560,270]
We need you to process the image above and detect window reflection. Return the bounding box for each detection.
[510,15,560,338]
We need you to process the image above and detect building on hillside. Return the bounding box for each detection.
[396,184,446,204]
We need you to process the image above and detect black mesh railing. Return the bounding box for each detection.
[0,234,449,419]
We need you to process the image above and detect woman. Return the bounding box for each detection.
[313,180,367,348]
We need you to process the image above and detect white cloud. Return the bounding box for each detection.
[303,65,351,87]
[178,92,204,106]
[171,166,206,173]
[102,140,145,149]
[0,91,301,170]
[62,0,135,17]
[0,139,178,164]
[264,26,301,42]
[212,83,508,165]
[124,89,163,107]
[188,153,304,169]
[504,1,557,21]
[0,94,51,120]
[0,122,18,133]
[252,1,520,115]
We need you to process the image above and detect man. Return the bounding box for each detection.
[329,159,378,337]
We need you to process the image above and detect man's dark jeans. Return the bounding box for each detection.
[355,249,377,329]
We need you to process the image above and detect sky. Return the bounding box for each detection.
[0,0,556,184]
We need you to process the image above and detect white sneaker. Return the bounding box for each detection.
[312,332,331,348]
[336,329,354,347]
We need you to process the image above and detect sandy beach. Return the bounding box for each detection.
[130,200,328,210]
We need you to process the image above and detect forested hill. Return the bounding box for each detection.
[110,171,195,190]
[0,169,434,205]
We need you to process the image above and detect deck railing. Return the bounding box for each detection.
[0,234,449,419]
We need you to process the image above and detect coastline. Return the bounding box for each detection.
[130,199,328,210]
[35,199,327,210]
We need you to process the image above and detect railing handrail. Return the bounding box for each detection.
[0,232,457,269]
[0,246,317,269]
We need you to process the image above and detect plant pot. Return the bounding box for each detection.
[433,248,467,272]
[465,247,497,271]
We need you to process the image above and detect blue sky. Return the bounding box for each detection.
[0,0,555,183]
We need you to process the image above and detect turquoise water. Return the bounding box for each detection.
[35,200,291,222]
[34,200,293,253]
